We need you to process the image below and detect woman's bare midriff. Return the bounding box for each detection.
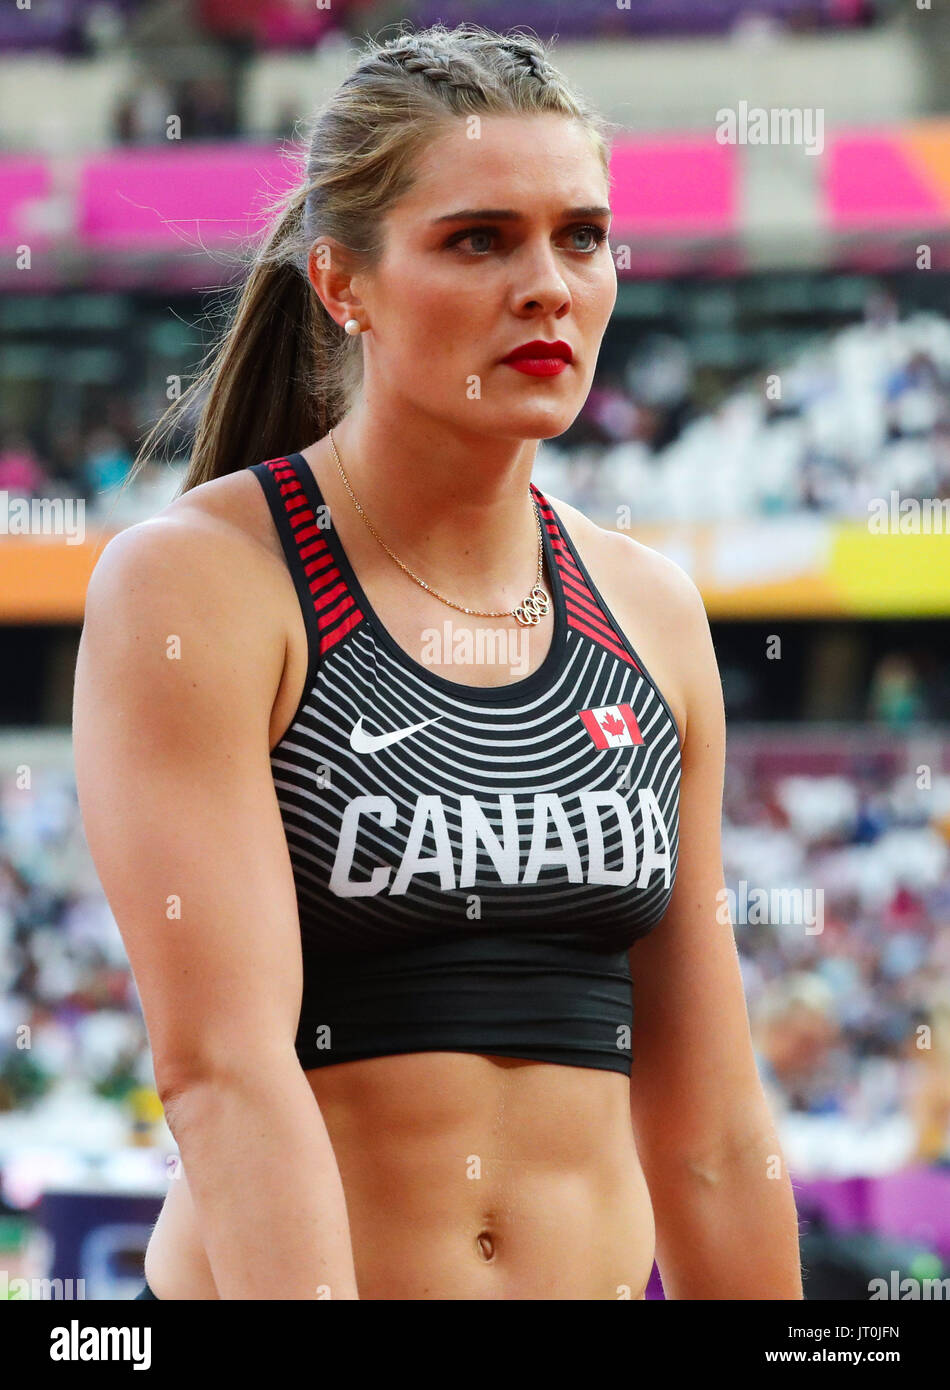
[144,1051,655,1300]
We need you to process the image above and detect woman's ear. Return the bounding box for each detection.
[307,236,366,331]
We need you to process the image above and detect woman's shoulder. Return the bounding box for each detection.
[164,465,286,561]
[75,471,293,789]
[541,488,709,633]
[86,467,292,634]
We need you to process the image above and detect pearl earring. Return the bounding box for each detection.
[344,318,362,336]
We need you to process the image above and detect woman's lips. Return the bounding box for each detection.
[501,340,573,376]
[503,357,569,376]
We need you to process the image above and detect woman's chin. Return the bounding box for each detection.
[482,401,580,442]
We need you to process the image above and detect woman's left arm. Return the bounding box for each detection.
[626,558,803,1300]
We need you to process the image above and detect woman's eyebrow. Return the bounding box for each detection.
[431,205,611,223]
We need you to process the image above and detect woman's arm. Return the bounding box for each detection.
[626,555,803,1300]
[73,512,359,1300]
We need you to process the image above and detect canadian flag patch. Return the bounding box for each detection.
[579,703,643,749]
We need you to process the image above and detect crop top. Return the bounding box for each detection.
[249,452,682,1076]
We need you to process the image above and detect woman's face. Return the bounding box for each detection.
[350,112,617,442]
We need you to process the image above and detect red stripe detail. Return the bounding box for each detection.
[571,625,636,667]
[298,537,333,562]
[563,590,620,630]
[551,551,586,586]
[563,593,619,633]
[303,554,338,584]
[306,561,339,589]
[317,593,356,628]
[549,533,582,566]
[299,532,331,557]
[531,480,642,669]
[530,484,556,516]
[531,485,642,672]
[555,561,587,592]
[573,612,641,670]
[264,457,365,648]
[314,580,349,613]
[559,571,610,622]
[320,607,363,653]
[565,608,637,665]
[550,552,580,578]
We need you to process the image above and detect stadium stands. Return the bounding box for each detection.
[1,0,947,1304]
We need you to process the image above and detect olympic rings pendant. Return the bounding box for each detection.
[512,583,551,627]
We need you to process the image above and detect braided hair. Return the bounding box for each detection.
[501,36,560,84]
[134,22,613,493]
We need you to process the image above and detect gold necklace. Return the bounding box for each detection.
[326,429,551,627]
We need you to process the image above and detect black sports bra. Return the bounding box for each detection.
[250,452,681,1075]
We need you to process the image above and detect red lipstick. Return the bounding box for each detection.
[501,339,573,377]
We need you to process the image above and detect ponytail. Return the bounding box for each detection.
[126,183,348,500]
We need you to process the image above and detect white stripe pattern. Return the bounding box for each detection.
[272,624,681,954]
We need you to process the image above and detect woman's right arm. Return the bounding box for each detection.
[72,512,359,1300]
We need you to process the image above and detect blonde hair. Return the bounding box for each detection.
[132,22,613,496]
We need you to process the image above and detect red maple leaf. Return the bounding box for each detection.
[600,711,625,739]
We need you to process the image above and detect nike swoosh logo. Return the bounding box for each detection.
[349,714,443,754]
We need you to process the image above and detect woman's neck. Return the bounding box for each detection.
[311,404,544,603]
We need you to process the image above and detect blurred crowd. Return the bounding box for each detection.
[535,297,950,523]
[0,401,181,527]
[0,0,376,58]
[723,749,950,1174]
[0,758,159,1174]
[0,0,889,58]
[5,295,950,530]
[0,738,948,1179]
[0,0,895,155]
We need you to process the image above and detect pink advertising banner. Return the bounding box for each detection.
[825,120,950,230]
[4,121,950,267]
[77,143,301,248]
[0,158,52,246]
[608,134,738,235]
[1,135,737,254]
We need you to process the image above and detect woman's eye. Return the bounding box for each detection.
[453,229,496,254]
[450,224,608,255]
[567,225,607,252]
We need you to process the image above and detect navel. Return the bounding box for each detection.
[475,1230,495,1261]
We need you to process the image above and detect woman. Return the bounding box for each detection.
[72,23,803,1300]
